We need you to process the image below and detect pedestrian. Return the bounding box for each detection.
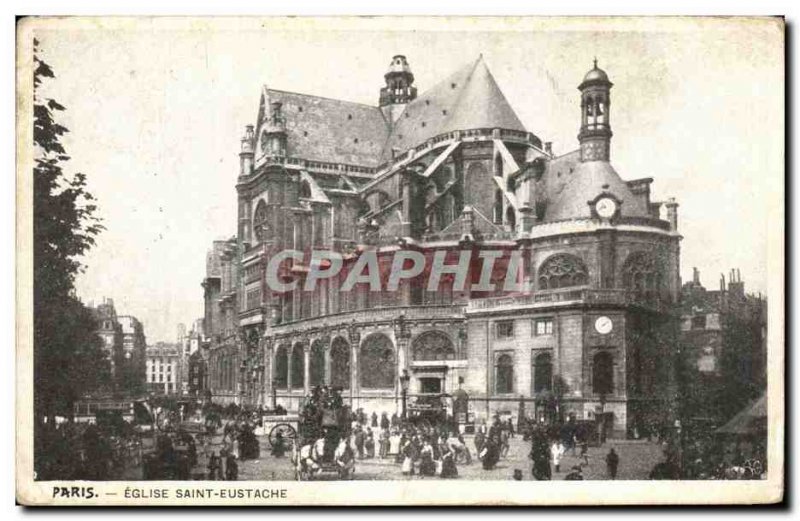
[225,453,238,481]
[354,425,365,459]
[551,440,565,473]
[371,412,378,428]
[419,438,436,477]
[440,444,458,479]
[271,431,287,458]
[401,437,415,476]
[580,439,589,466]
[508,419,515,439]
[480,435,500,471]
[207,451,222,480]
[365,428,375,458]
[565,465,584,480]
[379,428,390,459]
[606,447,619,480]
[474,430,485,456]
[380,412,390,430]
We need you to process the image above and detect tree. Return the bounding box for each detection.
[33,39,108,425]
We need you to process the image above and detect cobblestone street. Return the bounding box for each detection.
[232,435,666,481]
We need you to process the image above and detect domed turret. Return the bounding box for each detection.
[578,59,614,162]
[379,55,417,108]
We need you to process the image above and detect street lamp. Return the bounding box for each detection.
[271,379,277,410]
[400,369,410,421]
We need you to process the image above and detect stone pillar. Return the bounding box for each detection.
[287,346,293,392]
[303,342,311,396]
[324,338,332,385]
[400,171,414,237]
[264,337,273,406]
[348,323,361,404]
[519,204,535,234]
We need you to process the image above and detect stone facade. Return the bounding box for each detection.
[202,56,682,437]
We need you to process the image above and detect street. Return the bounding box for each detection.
[118,427,667,481]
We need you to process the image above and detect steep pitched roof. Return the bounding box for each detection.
[383,56,527,159]
[260,88,390,168]
[543,158,650,221]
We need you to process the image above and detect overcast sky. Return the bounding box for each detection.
[34,18,783,343]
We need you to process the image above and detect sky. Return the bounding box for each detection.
[33,17,783,343]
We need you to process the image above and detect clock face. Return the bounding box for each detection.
[595,197,617,219]
[595,316,613,335]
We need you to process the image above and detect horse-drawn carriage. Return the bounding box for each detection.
[290,386,355,481]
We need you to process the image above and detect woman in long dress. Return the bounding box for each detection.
[419,439,436,477]
[401,438,415,476]
[440,444,458,478]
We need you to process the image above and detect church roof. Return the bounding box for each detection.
[257,56,530,168]
[261,89,390,168]
[382,56,528,159]
[543,159,649,221]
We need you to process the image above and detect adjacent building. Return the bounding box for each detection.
[202,55,683,436]
[679,268,767,421]
[145,342,183,395]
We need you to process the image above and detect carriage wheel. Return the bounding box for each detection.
[268,423,297,448]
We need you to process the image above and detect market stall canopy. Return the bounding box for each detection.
[715,393,767,436]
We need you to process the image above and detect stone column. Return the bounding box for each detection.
[303,342,311,396]
[324,337,332,386]
[263,337,273,406]
[348,323,361,404]
[287,346,293,392]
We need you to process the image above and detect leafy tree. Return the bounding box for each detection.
[33,39,108,425]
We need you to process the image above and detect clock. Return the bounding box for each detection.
[595,316,613,335]
[595,197,617,219]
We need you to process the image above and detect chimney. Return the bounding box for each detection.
[544,142,553,156]
[692,267,700,285]
[664,198,678,232]
[720,274,725,292]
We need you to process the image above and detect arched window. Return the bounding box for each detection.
[309,340,325,387]
[533,352,553,393]
[495,154,503,178]
[537,254,589,290]
[274,345,288,389]
[330,337,350,390]
[253,199,270,242]
[291,343,305,389]
[299,180,312,199]
[495,353,514,394]
[359,333,395,389]
[412,331,456,361]
[494,189,504,224]
[622,251,662,298]
[592,351,614,396]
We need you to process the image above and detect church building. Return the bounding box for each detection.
[202,55,682,437]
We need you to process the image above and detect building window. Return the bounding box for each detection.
[359,334,395,389]
[534,318,554,336]
[330,337,350,390]
[253,199,270,242]
[621,251,662,299]
[274,345,288,389]
[412,331,456,361]
[291,344,305,389]
[538,254,589,290]
[692,315,707,330]
[533,352,553,393]
[495,353,514,394]
[309,341,325,387]
[496,321,514,339]
[592,351,614,396]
